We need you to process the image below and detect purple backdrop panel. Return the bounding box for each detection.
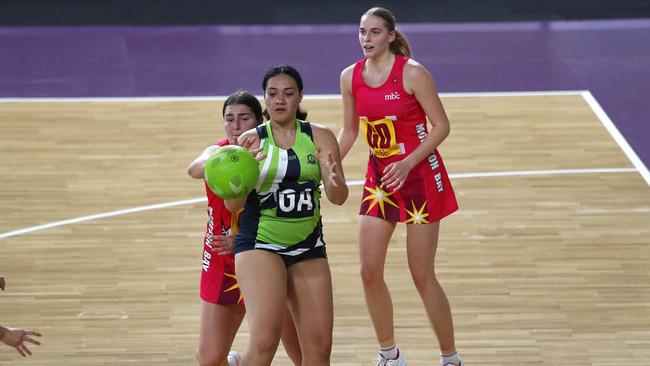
[0,20,648,168]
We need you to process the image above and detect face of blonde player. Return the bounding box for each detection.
[264,73,304,126]
[223,103,258,144]
[359,14,395,58]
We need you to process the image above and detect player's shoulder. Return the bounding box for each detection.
[340,63,356,80]
[403,57,433,83]
[404,57,428,75]
[308,122,331,133]
[342,62,357,73]
[202,143,223,156]
[309,122,336,142]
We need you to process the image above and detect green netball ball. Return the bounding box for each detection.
[204,145,259,199]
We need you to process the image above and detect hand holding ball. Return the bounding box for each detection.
[204,145,259,199]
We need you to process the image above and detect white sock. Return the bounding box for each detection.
[380,345,399,360]
[441,351,462,365]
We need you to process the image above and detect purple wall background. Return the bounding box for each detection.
[1,20,648,171]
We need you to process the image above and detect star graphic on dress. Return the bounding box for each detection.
[223,272,243,304]
[362,184,399,218]
[405,200,429,224]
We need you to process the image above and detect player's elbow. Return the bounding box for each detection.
[328,186,349,206]
[187,165,204,179]
[442,123,450,139]
[435,121,450,140]
[224,198,245,213]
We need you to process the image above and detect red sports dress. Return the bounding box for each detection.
[200,138,243,305]
[352,55,458,223]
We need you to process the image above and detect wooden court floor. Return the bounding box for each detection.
[1,93,649,365]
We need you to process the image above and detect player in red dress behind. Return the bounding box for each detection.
[188,91,301,366]
[338,7,466,366]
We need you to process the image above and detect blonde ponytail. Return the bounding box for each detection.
[391,29,411,57]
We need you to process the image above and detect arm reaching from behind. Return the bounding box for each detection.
[187,145,220,179]
[337,65,359,160]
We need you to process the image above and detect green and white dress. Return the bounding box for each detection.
[234,119,326,260]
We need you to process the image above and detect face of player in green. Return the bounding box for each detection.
[359,14,395,58]
[223,103,258,145]
[264,73,304,124]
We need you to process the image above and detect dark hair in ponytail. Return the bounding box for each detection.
[222,90,264,125]
[261,64,308,121]
[363,7,411,57]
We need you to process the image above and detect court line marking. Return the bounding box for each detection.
[0,167,637,240]
[580,91,650,186]
[1,91,646,239]
[2,90,647,184]
[0,90,587,103]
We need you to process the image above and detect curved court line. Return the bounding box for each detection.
[0,167,637,241]
[0,197,205,241]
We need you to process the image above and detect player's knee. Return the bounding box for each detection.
[301,337,332,364]
[409,266,436,291]
[196,348,227,366]
[250,332,282,360]
[303,351,331,365]
[359,263,383,286]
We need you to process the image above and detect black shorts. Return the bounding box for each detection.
[234,217,328,267]
[234,239,327,267]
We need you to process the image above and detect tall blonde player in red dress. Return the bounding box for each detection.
[338,7,466,366]
[188,91,301,366]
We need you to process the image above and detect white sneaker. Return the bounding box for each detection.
[442,358,465,366]
[227,351,241,366]
[375,350,407,366]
